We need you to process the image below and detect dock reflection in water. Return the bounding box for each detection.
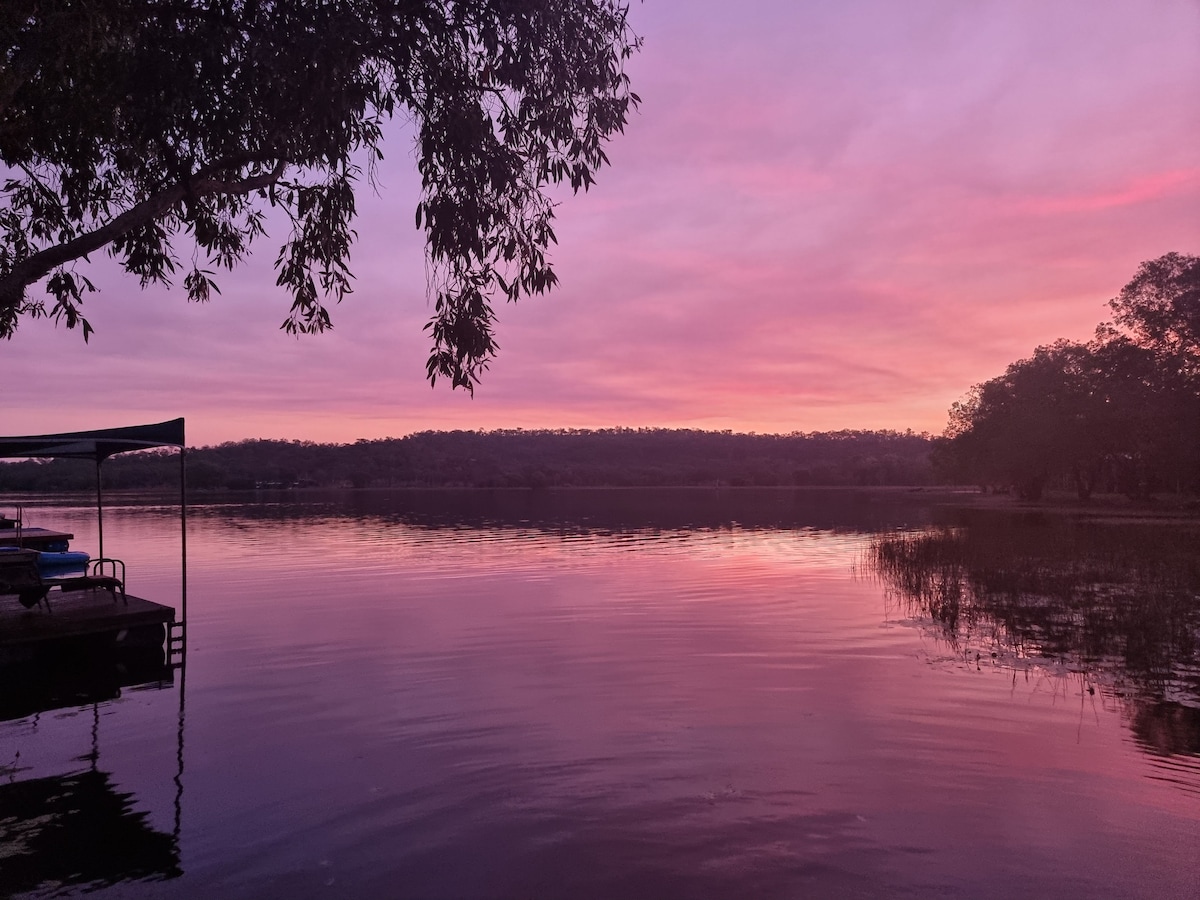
[0,769,181,895]
[0,650,184,897]
[1,490,1198,899]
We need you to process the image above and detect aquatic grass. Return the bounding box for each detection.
[867,518,1200,706]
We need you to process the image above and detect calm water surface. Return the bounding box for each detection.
[2,490,1198,899]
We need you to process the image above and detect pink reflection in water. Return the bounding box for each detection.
[8,497,1197,899]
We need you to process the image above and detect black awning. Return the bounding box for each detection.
[0,418,185,462]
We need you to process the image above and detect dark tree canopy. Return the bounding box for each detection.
[944,340,1109,499]
[940,253,1200,499]
[0,0,640,388]
[1108,252,1200,376]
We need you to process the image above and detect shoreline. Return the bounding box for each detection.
[5,483,1200,522]
[922,487,1200,522]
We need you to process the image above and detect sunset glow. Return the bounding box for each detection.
[5,0,1198,446]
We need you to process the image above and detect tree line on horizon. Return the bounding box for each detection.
[6,255,1194,503]
[0,428,935,493]
[935,253,1200,501]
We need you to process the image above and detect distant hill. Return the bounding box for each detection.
[0,428,936,492]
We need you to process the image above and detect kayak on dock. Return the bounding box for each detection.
[0,511,90,570]
[35,550,90,571]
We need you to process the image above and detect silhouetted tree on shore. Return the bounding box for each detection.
[940,253,1200,499]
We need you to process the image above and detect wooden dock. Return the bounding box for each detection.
[0,591,175,665]
[0,526,76,551]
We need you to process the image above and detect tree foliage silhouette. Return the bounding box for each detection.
[0,0,640,389]
[941,253,1200,498]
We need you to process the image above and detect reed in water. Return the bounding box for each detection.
[867,514,1200,709]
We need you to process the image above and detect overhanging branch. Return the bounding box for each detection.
[0,160,287,317]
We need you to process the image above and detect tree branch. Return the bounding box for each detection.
[0,161,287,314]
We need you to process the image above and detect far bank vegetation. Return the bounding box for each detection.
[0,429,935,493]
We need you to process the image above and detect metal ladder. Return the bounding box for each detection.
[168,620,187,667]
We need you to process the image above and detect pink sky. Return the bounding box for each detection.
[4,0,1199,446]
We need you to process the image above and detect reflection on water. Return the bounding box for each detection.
[868,513,1200,700]
[868,511,1200,795]
[1,490,1199,899]
[0,674,184,899]
[0,769,180,895]
[0,649,173,724]
[1,586,183,897]
[1131,701,1200,757]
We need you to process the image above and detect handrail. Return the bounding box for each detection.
[0,504,23,546]
[91,556,126,586]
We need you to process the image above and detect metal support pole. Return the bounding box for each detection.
[180,448,187,628]
[95,458,104,560]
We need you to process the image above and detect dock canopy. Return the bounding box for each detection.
[0,418,188,618]
[0,419,185,462]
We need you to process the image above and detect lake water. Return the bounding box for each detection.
[2,489,1198,899]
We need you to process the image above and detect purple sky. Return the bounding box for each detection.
[5,0,1199,446]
